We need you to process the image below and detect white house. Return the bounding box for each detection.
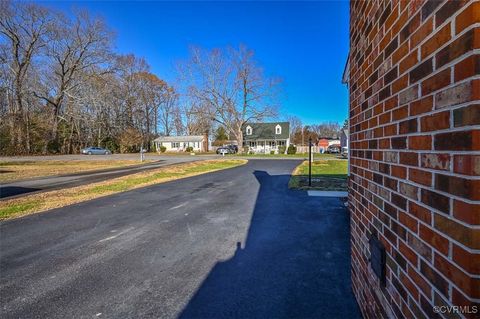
[243,122,290,154]
[153,135,208,152]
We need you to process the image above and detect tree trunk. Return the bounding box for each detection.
[236,129,244,153]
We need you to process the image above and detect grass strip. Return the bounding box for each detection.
[288,160,348,191]
[0,160,154,183]
[0,159,246,220]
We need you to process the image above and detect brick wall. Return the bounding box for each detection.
[348,1,479,318]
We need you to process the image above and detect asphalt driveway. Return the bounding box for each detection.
[0,160,360,318]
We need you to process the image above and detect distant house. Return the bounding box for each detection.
[243,122,290,154]
[318,139,330,153]
[153,135,208,152]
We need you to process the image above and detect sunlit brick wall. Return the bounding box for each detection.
[348,0,479,318]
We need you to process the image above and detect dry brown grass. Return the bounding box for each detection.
[0,160,153,183]
[0,159,247,220]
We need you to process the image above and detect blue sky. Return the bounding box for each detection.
[43,1,350,125]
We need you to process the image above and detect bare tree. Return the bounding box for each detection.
[33,9,113,150]
[286,115,302,143]
[0,1,54,153]
[178,45,280,151]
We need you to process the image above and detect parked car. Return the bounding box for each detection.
[327,145,341,154]
[81,147,111,155]
[226,144,238,154]
[216,146,232,155]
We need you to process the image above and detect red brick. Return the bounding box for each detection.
[420,111,450,132]
[421,68,451,95]
[435,214,480,249]
[434,130,480,151]
[453,104,480,127]
[454,55,480,82]
[391,165,407,179]
[385,96,398,112]
[399,268,419,299]
[410,17,433,49]
[434,253,480,299]
[392,136,407,149]
[421,23,451,59]
[451,287,480,319]
[435,173,480,200]
[455,1,480,34]
[421,189,450,214]
[392,105,408,121]
[453,200,480,225]
[409,135,432,150]
[436,28,480,68]
[435,79,480,109]
[392,42,409,66]
[420,260,449,296]
[408,265,432,297]
[452,244,480,275]
[453,154,480,176]
[436,0,468,28]
[421,153,450,171]
[419,224,449,256]
[392,74,408,94]
[399,50,419,74]
[384,123,397,136]
[409,168,432,186]
[399,211,418,233]
[400,152,418,166]
[410,95,433,116]
[400,12,420,43]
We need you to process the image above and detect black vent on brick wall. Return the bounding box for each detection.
[369,235,386,286]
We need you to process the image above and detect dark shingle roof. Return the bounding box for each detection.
[243,122,290,140]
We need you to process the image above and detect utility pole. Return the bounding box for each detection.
[308,137,312,187]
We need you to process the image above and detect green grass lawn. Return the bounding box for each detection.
[289,160,348,191]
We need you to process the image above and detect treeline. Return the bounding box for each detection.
[0,2,280,155]
[0,2,181,154]
[287,117,347,145]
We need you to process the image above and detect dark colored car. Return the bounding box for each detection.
[226,144,238,153]
[216,146,232,155]
[81,147,111,155]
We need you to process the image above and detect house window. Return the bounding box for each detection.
[275,124,282,135]
[172,142,180,148]
[278,140,286,146]
[246,125,252,135]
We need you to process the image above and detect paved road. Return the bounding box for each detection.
[0,155,217,199]
[0,160,360,319]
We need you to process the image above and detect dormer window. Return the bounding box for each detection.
[275,124,281,135]
[246,125,252,135]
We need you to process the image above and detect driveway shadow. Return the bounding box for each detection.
[0,186,40,199]
[179,170,361,319]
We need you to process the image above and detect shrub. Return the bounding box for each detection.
[186,146,193,152]
[287,145,297,155]
[159,146,166,153]
[278,145,286,154]
[270,150,275,155]
[242,146,249,154]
